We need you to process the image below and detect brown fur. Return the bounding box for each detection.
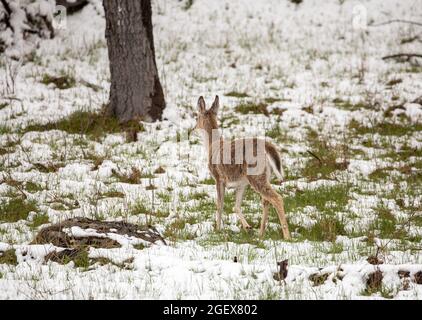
[195,96,291,239]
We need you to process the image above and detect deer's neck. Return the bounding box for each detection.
[201,126,221,163]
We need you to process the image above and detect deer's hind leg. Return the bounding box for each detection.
[234,183,251,230]
[247,175,291,240]
[259,199,270,238]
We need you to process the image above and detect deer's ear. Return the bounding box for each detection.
[197,96,206,113]
[210,95,219,114]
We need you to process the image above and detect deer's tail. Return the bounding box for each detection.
[265,143,284,181]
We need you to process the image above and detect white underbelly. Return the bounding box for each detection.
[226,178,248,189]
[226,182,239,188]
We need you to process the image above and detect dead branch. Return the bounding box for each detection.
[33,217,167,247]
[412,96,422,105]
[306,150,323,165]
[382,53,422,61]
[370,19,422,27]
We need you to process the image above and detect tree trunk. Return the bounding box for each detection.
[103,0,165,123]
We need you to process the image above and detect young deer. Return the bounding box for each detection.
[194,95,291,239]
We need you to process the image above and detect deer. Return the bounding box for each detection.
[194,95,291,240]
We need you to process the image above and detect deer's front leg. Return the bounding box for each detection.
[215,181,225,230]
[235,185,251,230]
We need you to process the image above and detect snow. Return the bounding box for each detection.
[0,0,421,299]
[405,103,422,123]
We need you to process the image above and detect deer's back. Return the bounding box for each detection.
[209,137,273,186]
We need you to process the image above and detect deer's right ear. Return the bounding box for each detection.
[210,95,219,114]
[197,96,206,113]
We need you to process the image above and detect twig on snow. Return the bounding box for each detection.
[370,19,422,27]
[382,53,422,61]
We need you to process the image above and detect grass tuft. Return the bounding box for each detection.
[292,216,346,242]
[0,198,38,223]
[349,119,421,137]
[41,73,76,90]
[300,129,349,180]
[23,109,145,141]
[29,213,49,230]
[0,249,18,266]
[235,102,269,116]
[225,91,250,98]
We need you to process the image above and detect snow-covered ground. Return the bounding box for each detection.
[0,0,421,299]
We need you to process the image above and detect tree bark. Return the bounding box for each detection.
[103,0,165,123]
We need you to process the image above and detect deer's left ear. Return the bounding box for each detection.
[197,96,206,113]
[210,95,219,114]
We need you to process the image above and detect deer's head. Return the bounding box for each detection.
[194,95,219,132]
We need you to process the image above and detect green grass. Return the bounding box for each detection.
[285,184,350,214]
[164,217,197,241]
[84,152,107,170]
[376,206,397,238]
[235,102,269,116]
[220,114,240,128]
[99,190,125,199]
[185,184,351,243]
[283,184,350,241]
[29,213,49,229]
[188,197,216,216]
[292,216,346,242]
[71,249,91,270]
[266,125,290,143]
[382,144,422,161]
[333,98,373,111]
[191,191,208,200]
[223,192,236,214]
[199,178,215,185]
[300,129,349,180]
[48,248,91,270]
[0,198,38,223]
[225,91,249,98]
[361,284,394,299]
[366,205,404,240]
[157,191,171,202]
[368,168,392,181]
[0,147,9,156]
[130,199,169,219]
[309,273,329,286]
[326,242,344,254]
[23,110,145,140]
[130,201,150,215]
[0,249,18,266]
[111,167,154,184]
[349,119,421,137]
[264,97,282,104]
[133,243,145,250]
[41,73,76,90]
[0,125,12,134]
[25,181,44,193]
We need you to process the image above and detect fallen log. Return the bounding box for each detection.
[32,217,167,248]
